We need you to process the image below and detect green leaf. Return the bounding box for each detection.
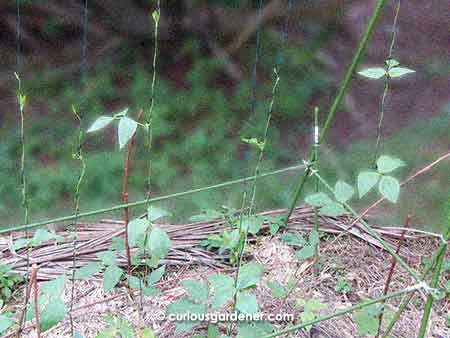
[152,10,160,23]
[241,137,265,151]
[118,116,138,149]
[87,116,114,133]
[267,281,286,299]
[334,181,354,203]
[385,59,400,68]
[12,238,28,251]
[143,287,160,297]
[147,265,165,286]
[376,155,405,174]
[357,171,380,198]
[127,275,141,289]
[237,263,264,289]
[295,245,315,260]
[207,324,220,338]
[148,227,170,259]
[96,251,117,266]
[269,222,280,235]
[109,237,125,252]
[75,262,102,280]
[0,314,14,334]
[208,274,235,309]
[280,232,306,246]
[236,291,258,314]
[103,265,123,293]
[241,215,264,235]
[303,299,327,312]
[166,297,206,333]
[305,192,332,207]
[352,304,382,336]
[141,328,156,338]
[40,298,66,331]
[127,218,150,248]
[182,279,209,303]
[388,66,415,78]
[357,67,386,79]
[236,322,273,338]
[379,176,400,203]
[31,229,63,247]
[320,202,346,217]
[41,275,66,297]
[147,206,172,222]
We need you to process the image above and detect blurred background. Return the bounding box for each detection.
[0,0,448,231]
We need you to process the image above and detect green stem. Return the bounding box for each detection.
[313,107,320,276]
[285,0,387,223]
[416,206,449,338]
[0,164,306,234]
[312,171,420,282]
[262,286,418,338]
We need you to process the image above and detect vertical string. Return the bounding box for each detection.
[250,0,263,116]
[81,0,89,89]
[16,0,22,72]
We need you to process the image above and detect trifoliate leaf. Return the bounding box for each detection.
[319,202,346,217]
[357,171,380,198]
[358,67,386,79]
[379,176,400,203]
[87,116,114,133]
[305,192,333,207]
[118,116,138,149]
[376,155,405,174]
[334,181,354,203]
[388,66,415,78]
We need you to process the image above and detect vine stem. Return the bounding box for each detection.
[285,0,388,224]
[374,0,401,160]
[68,107,87,336]
[416,201,449,338]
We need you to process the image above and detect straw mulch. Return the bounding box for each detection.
[1,206,448,338]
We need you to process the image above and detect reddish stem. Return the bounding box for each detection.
[31,265,41,338]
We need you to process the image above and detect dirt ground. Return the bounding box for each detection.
[11,233,448,338]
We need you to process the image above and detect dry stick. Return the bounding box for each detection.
[322,151,450,250]
[31,265,41,338]
[15,260,36,338]
[123,110,144,276]
[375,214,410,338]
[284,0,388,225]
